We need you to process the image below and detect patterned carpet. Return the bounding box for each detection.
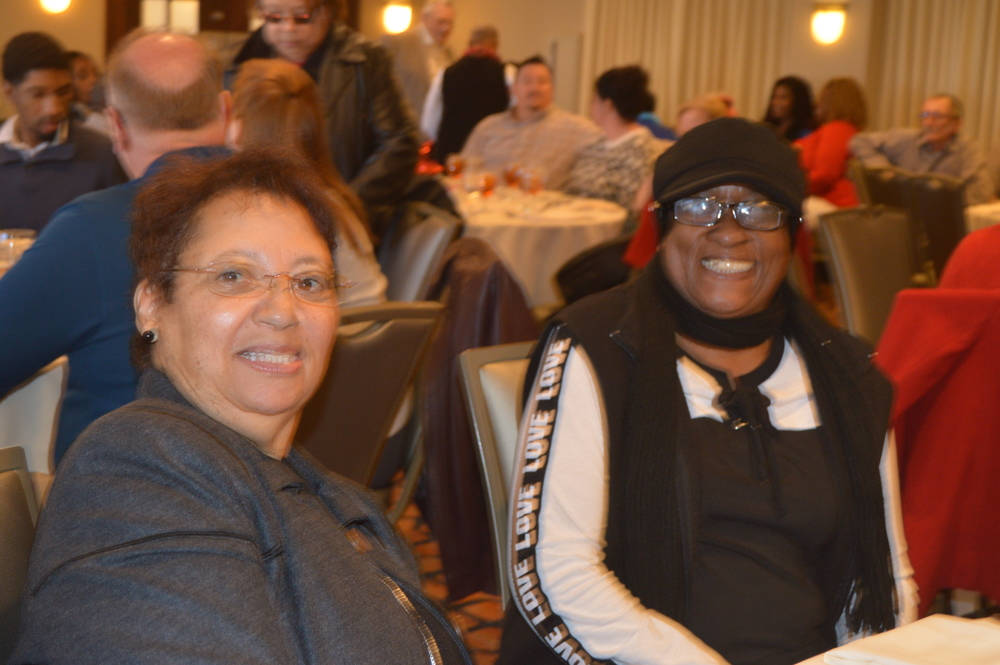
[395,499,504,665]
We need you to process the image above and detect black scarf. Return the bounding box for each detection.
[655,262,787,349]
[603,262,897,635]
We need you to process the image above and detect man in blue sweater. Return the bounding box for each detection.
[0,29,230,466]
[1,32,126,231]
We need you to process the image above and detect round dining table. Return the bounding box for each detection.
[448,183,628,309]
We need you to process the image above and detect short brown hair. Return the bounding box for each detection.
[106,29,223,132]
[819,77,868,130]
[129,148,339,366]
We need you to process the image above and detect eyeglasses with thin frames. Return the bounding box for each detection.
[650,197,788,231]
[164,262,352,307]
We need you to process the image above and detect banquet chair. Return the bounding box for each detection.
[819,206,917,346]
[555,234,633,306]
[297,301,443,497]
[847,159,871,204]
[420,238,539,601]
[0,356,69,506]
[906,173,966,280]
[459,341,535,608]
[0,446,37,663]
[862,165,910,208]
[378,202,463,301]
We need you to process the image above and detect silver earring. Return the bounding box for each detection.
[141,329,158,343]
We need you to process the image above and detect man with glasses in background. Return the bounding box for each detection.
[850,93,994,205]
[228,0,419,238]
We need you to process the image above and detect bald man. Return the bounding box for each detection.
[0,29,230,466]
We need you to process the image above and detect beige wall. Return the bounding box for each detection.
[358,0,876,116]
[359,0,585,62]
[1,0,875,119]
[359,0,586,110]
[1,0,107,119]
[779,0,876,104]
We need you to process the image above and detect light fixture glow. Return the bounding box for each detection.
[382,3,412,34]
[811,7,846,45]
[40,0,71,13]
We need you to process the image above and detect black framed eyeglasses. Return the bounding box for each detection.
[650,197,788,231]
[260,9,319,25]
[164,262,352,307]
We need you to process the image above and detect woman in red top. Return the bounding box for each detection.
[795,78,868,211]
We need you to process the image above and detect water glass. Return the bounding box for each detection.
[0,229,37,277]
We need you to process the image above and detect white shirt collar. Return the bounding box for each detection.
[419,23,435,47]
[0,115,69,159]
[677,338,821,430]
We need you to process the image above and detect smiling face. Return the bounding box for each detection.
[660,184,791,319]
[2,68,74,147]
[142,191,338,450]
[258,0,331,63]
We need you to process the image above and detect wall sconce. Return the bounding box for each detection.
[40,0,71,13]
[383,2,412,34]
[811,2,847,45]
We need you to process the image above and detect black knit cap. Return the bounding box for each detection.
[652,117,806,238]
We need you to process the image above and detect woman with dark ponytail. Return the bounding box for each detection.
[564,65,669,215]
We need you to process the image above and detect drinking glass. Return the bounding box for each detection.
[0,229,36,277]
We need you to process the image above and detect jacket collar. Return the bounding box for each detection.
[137,368,388,534]
[0,119,76,165]
[327,22,369,64]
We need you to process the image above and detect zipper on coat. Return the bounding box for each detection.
[380,575,443,665]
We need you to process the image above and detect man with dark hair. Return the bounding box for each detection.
[0,30,230,468]
[0,32,125,231]
[461,56,600,189]
[850,93,994,205]
[423,25,509,162]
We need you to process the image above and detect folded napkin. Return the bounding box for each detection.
[824,615,1000,665]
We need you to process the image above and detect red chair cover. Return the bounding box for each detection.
[876,288,1000,614]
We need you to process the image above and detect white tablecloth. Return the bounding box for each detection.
[965,201,1000,233]
[452,187,627,308]
[0,357,68,499]
[792,615,1000,665]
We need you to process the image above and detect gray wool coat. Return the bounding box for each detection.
[12,370,470,665]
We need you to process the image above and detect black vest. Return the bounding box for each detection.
[499,267,895,665]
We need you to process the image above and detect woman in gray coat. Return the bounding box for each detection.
[12,150,470,665]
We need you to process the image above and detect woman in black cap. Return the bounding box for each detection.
[498,117,916,665]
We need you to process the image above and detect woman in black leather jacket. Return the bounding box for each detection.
[229,0,420,234]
